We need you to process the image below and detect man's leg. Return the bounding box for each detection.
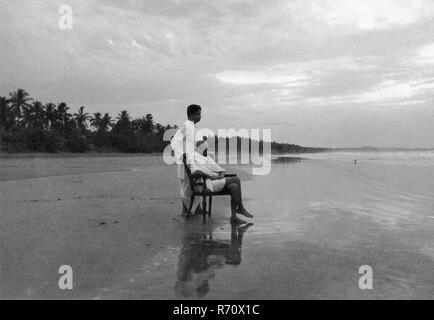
[225,177,253,219]
[234,179,253,217]
[224,177,253,224]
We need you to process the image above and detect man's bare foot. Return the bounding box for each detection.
[237,207,253,218]
[230,216,247,225]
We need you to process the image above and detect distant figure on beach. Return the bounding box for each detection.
[354,160,357,165]
[170,104,253,224]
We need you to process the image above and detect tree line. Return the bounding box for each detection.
[0,89,176,153]
[0,89,327,154]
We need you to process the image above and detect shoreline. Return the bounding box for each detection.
[2,147,433,160]
[0,151,163,159]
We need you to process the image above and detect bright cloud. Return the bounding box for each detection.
[296,78,434,107]
[216,70,310,86]
[311,0,433,31]
[415,43,434,65]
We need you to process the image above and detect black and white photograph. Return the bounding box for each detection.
[0,0,434,303]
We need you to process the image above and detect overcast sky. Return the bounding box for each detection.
[1,0,434,148]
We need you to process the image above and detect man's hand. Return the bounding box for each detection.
[192,170,219,179]
[208,172,223,180]
[210,172,219,179]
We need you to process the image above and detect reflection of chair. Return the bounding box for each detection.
[183,154,236,222]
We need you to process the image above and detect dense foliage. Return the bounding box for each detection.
[0,89,175,153]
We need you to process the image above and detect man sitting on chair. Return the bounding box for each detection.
[170,104,253,224]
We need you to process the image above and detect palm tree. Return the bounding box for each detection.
[18,105,31,128]
[34,101,45,127]
[144,113,154,134]
[19,101,44,129]
[0,97,10,151]
[73,106,91,132]
[90,112,102,131]
[113,110,131,133]
[0,97,13,132]
[55,102,73,133]
[100,113,113,132]
[116,110,130,122]
[91,112,112,133]
[9,89,32,121]
[44,103,57,130]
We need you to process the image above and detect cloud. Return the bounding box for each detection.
[415,43,434,65]
[299,78,434,106]
[216,70,310,86]
[310,0,434,31]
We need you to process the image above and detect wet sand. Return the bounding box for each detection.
[0,154,433,299]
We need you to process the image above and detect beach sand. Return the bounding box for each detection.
[0,153,433,299]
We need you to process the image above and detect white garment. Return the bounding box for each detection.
[171,120,198,179]
[190,151,224,177]
[170,120,202,211]
[200,177,226,193]
[190,151,226,193]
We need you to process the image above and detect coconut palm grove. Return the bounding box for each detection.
[0,89,179,153]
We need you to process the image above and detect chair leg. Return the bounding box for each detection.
[208,196,212,217]
[187,195,195,219]
[202,195,207,223]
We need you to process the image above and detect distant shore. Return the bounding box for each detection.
[0,150,327,160]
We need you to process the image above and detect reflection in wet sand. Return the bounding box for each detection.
[272,156,305,164]
[174,223,253,298]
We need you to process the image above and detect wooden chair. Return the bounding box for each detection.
[182,154,236,223]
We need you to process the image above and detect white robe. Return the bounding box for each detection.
[170,120,202,212]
